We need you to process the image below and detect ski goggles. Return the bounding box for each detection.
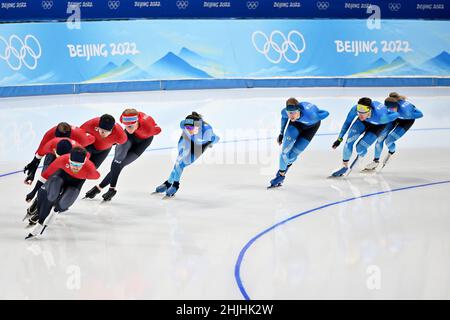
[286,105,300,112]
[184,119,202,128]
[69,160,84,168]
[356,104,371,114]
[185,125,195,131]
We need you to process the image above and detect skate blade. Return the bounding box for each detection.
[327,175,344,179]
[361,168,376,173]
[25,233,36,240]
[162,195,174,200]
[267,184,282,189]
[151,191,164,195]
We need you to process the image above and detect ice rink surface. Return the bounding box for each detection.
[0,87,450,299]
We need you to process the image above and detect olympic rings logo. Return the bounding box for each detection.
[108,0,120,10]
[0,34,42,71]
[246,1,259,10]
[41,0,53,10]
[316,1,329,10]
[176,0,189,9]
[252,30,306,64]
[388,3,401,11]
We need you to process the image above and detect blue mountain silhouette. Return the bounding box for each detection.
[421,51,450,74]
[370,56,428,75]
[115,59,149,79]
[147,52,211,79]
[179,47,205,62]
[88,59,149,81]
[97,61,118,75]
[178,47,225,77]
[369,58,389,69]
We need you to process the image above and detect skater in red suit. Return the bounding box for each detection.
[26,147,100,239]
[23,122,94,184]
[24,138,83,219]
[84,108,161,202]
[80,114,128,168]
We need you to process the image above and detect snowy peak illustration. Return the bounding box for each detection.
[178,47,225,77]
[98,61,118,75]
[369,58,389,69]
[356,51,450,76]
[146,51,212,79]
[89,59,149,81]
[179,47,204,62]
[421,51,450,73]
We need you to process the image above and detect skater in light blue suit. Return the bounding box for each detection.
[155,112,220,197]
[364,93,423,171]
[269,97,329,188]
[331,97,399,177]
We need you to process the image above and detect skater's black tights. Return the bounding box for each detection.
[85,145,111,169]
[99,136,153,189]
[37,171,82,224]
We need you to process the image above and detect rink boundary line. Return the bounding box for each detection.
[1,126,450,179]
[234,179,450,300]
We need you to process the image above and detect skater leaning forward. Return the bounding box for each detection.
[26,147,100,239]
[85,108,161,202]
[269,97,329,188]
[331,97,399,177]
[154,111,220,198]
[363,92,424,172]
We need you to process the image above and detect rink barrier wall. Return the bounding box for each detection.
[1,77,450,98]
[1,19,449,94]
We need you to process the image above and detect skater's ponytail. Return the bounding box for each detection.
[188,111,202,120]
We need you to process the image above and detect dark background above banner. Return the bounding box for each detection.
[0,0,449,22]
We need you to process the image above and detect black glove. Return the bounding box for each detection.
[24,157,40,182]
[277,134,284,145]
[201,141,213,152]
[26,180,43,202]
[332,138,343,149]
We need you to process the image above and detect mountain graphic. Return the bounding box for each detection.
[369,58,389,69]
[420,51,450,74]
[179,47,205,63]
[89,59,149,82]
[178,47,224,77]
[355,56,428,76]
[97,61,118,75]
[146,52,212,79]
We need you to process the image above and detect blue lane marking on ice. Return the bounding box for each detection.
[0,169,24,178]
[234,179,450,300]
[1,126,449,179]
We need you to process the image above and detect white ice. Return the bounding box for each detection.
[0,87,450,299]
